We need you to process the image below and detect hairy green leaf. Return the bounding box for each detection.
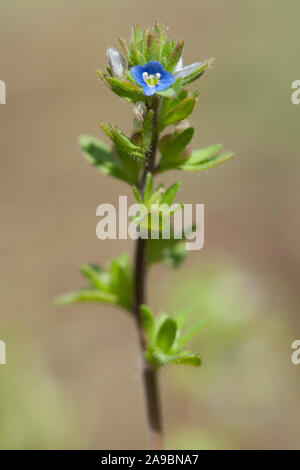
[159,97,195,130]
[79,135,130,183]
[100,124,145,160]
[129,45,146,66]
[118,36,131,64]
[114,146,141,184]
[160,40,177,68]
[56,253,132,312]
[161,182,181,205]
[147,236,186,268]
[80,264,110,292]
[157,87,177,98]
[147,31,161,61]
[169,353,201,367]
[160,88,188,119]
[106,77,146,102]
[158,128,194,171]
[55,289,117,305]
[156,318,177,352]
[174,319,207,351]
[154,21,166,44]
[167,39,184,73]
[140,305,156,343]
[132,185,143,204]
[179,151,235,171]
[148,349,201,367]
[185,144,222,164]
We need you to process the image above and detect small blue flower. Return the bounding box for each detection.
[130,61,175,96]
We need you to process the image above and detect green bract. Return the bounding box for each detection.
[56,22,234,370]
[56,253,132,312]
[141,305,206,368]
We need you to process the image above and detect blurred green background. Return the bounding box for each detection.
[0,0,300,449]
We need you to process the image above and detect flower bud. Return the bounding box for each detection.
[175,56,183,72]
[106,47,126,78]
[174,61,203,79]
[132,101,147,129]
[131,131,142,146]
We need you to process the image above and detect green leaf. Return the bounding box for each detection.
[162,182,181,205]
[160,88,188,119]
[79,135,130,183]
[132,185,143,204]
[174,319,207,351]
[147,236,186,268]
[147,184,164,206]
[141,307,202,368]
[156,317,177,352]
[169,353,201,367]
[56,253,132,312]
[95,69,111,88]
[184,144,222,164]
[149,350,201,367]
[167,128,194,156]
[118,36,131,64]
[114,146,141,184]
[128,45,146,66]
[174,309,189,331]
[158,128,194,171]
[154,21,166,44]
[100,124,145,160]
[159,97,195,130]
[157,88,177,98]
[141,29,150,59]
[147,223,198,268]
[123,70,139,84]
[154,312,169,334]
[147,31,161,61]
[105,77,146,102]
[162,128,194,159]
[79,264,110,292]
[167,39,184,73]
[180,60,211,86]
[145,345,162,368]
[132,24,143,45]
[109,253,132,311]
[79,135,111,163]
[140,305,155,343]
[160,40,176,68]
[55,289,117,305]
[158,141,235,173]
[179,151,235,171]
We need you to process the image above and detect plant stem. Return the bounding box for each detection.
[133,95,163,450]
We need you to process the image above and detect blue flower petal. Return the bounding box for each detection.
[156,71,175,92]
[143,61,165,75]
[130,61,175,96]
[143,86,157,96]
[130,65,147,87]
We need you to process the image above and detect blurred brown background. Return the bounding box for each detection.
[1,0,300,449]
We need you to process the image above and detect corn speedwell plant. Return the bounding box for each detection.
[56,22,234,450]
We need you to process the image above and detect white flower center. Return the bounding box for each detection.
[142,72,161,87]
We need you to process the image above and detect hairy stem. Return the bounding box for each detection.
[133,95,163,450]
